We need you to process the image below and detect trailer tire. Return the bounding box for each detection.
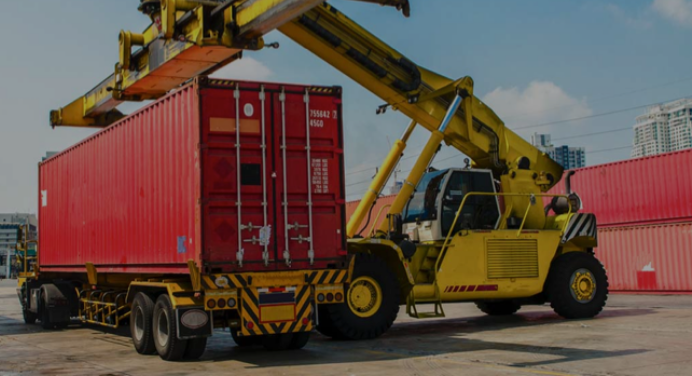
[475,301,521,316]
[23,309,37,324]
[153,294,188,361]
[323,253,400,340]
[40,297,53,330]
[183,337,207,360]
[288,332,311,350]
[231,330,261,347]
[131,292,156,355]
[315,305,344,339]
[262,334,294,351]
[547,252,609,319]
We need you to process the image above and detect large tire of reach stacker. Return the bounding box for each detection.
[317,253,399,340]
[475,301,521,316]
[153,294,188,361]
[131,292,156,355]
[546,252,609,319]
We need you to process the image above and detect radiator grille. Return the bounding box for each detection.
[486,239,539,279]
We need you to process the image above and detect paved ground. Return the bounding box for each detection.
[1,279,691,376]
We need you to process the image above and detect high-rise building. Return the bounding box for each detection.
[531,133,586,169]
[632,99,692,158]
[0,213,37,278]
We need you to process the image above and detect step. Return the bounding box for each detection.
[412,283,437,300]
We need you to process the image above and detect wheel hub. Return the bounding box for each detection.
[348,276,382,318]
[570,268,596,304]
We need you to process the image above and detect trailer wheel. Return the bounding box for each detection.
[323,253,400,340]
[315,305,344,339]
[288,332,310,350]
[40,297,53,330]
[23,309,37,324]
[262,334,294,351]
[183,337,207,360]
[547,252,609,319]
[131,292,156,355]
[231,330,261,347]
[475,301,521,316]
[153,294,188,361]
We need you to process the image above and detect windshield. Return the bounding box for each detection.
[403,170,448,223]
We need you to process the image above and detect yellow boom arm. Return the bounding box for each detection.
[50,0,563,237]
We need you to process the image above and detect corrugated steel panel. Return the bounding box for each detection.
[345,194,397,236]
[550,149,692,227]
[39,78,345,274]
[597,223,692,292]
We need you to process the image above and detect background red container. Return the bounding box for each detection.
[596,223,692,292]
[345,194,397,236]
[39,77,346,274]
[549,149,692,227]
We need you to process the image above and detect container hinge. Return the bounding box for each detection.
[236,248,244,268]
[283,250,291,268]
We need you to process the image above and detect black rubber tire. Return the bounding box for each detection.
[153,294,188,361]
[547,252,609,319]
[23,309,37,325]
[131,292,156,355]
[475,301,521,316]
[262,334,294,351]
[288,332,311,350]
[315,305,344,339]
[40,296,53,330]
[322,253,400,340]
[231,330,262,347]
[184,337,208,360]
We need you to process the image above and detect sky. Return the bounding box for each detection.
[0,0,691,212]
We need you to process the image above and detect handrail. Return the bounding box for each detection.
[369,204,392,237]
[433,192,573,279]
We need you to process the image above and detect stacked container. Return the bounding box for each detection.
[550,149,692,293]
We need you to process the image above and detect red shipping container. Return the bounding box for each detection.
[596,223,692,292]
[549,149,692,227]
[39,77,346,274]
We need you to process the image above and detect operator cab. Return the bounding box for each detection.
[403,168,501,242]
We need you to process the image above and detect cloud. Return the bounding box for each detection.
[653,0,692,27]
[210,56,273,81]
[605,4,652,29]
[481,81,592,134]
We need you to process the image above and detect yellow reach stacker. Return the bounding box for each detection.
[35,0,607,355]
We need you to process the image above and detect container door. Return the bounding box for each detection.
[273,86,346,271]
[201,85,276,271]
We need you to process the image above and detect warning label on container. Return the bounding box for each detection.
[311,159,330,194]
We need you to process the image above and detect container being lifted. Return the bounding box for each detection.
[18,77,349,361]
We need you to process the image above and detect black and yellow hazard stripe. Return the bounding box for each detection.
[205,78,236,87]
[305,269,348,285]
[240,286,313,336]
[308,86,335,93]
[202,274,249,290]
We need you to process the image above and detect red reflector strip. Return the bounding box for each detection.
[443,285,496,293]
[269,287,286,293]
[476,285,499,292]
